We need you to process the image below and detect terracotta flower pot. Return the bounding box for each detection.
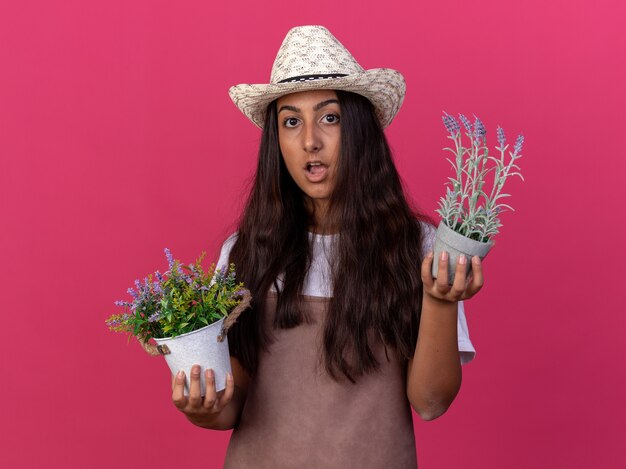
[153,318,231,395]
[431,221,494,285]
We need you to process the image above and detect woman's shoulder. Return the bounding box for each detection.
[216,232,239,270]
[417,219,437,256]
[418,219,436,237]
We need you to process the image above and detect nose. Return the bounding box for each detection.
[303,121,322,153]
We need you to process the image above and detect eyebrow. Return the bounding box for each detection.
[277,99,340,114]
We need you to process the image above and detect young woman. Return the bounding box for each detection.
[171,26,482,468]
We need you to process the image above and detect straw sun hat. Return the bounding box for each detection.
[228,25,406,129]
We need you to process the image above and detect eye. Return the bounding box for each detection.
[283,117,300,128]
[322,113,340,124]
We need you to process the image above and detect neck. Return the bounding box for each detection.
[306,199,338,234]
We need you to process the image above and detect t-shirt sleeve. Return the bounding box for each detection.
[457,300,476,364]
[420,221,476,365]
[215,232,238,272]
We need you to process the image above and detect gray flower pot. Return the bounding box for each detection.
[153,317,231,396]
[431,221,494,285]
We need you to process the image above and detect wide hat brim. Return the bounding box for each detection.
[229,68,405,129]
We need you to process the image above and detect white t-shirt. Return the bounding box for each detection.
[216,224,476,364]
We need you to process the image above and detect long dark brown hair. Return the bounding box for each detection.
[227,90,433,382]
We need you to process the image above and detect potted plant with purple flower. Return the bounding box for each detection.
[432,112,525,284]
[106,248,251,395]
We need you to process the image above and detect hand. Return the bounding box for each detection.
[421,251,484,303]
[171,364,235,428]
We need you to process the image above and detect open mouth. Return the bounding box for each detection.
[306,161,326,174]
[304,161,328,181]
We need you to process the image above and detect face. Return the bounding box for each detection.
[276,89,341,217]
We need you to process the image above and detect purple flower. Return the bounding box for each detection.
[164,248,175,270]
[127,288,138,299]
[514,134,524,155]
[215,265,228,281]
[164,248,184,276]
[148,311,162,323]
[153,282,162,294]
[106,318,120,327]
[497,126,506,147]
[442,112,460,137]
[155,271,164,282]
[459,114,472,132]
[106,313,131,328]
[473,115,486,141]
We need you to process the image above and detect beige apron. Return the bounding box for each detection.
[224,293,418,468]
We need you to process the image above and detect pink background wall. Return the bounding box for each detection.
[1,1,624,467]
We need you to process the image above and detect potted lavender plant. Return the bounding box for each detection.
[432,112,525,284]
[106,248,251,395]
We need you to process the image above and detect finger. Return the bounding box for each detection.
[436,251,451,291]
[188,365,203,407]
[202,368,218,410]
[421,251,435,288]
[172,370,188,410]
[216,372,235,410]
[450,254,468,299]
[465,256,484,297]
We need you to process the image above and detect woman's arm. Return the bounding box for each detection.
[171,356,251,430]
[406,251,483,421]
